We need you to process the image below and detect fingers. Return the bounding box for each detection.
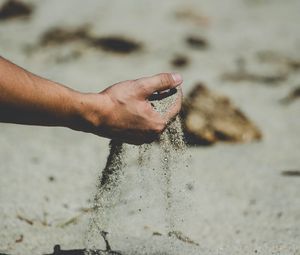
[136,73,183,98]
[162,86,183,124]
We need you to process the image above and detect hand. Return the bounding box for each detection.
[79,73,183,145]
[0,57,182,144]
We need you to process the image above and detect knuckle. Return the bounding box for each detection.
[139,84,149,96]
[158,73,173,88]
[134,79,148,95]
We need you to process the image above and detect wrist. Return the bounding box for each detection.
[69,91,110,134]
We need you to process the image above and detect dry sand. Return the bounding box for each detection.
[0,0,299,254]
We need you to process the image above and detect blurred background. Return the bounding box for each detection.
[0,0,299,254]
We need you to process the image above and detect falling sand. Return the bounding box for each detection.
[84,88,198,254]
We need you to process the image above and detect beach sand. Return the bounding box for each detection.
[0,0,299,254]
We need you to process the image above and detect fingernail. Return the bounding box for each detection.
[172,73,183,84]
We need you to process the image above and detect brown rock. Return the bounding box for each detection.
[280,86,300,104]
[39,26,142,54]
[186,35,208,50]
[39,26,90,47]
[0,0,33,21]
[221,58,288,85]
[171,55,190,68]
[90,36,141,54]
[181,83,262,145]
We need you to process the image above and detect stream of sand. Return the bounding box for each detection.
[84,89,194,254]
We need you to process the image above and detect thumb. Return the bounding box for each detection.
[136,73,183,98]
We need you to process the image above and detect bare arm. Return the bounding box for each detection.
[0,56,87,128]
[0,57,182,144]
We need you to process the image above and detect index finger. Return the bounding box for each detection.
[136,73,183,98]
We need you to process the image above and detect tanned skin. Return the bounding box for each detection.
[0,56,183,145]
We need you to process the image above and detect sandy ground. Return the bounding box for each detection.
[0,0,300,254]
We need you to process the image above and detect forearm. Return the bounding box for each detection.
[0,56,89,129]
[0,56,182,144]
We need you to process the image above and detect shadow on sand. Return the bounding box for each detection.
[0,245,121,255]
[44,245,122,255]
